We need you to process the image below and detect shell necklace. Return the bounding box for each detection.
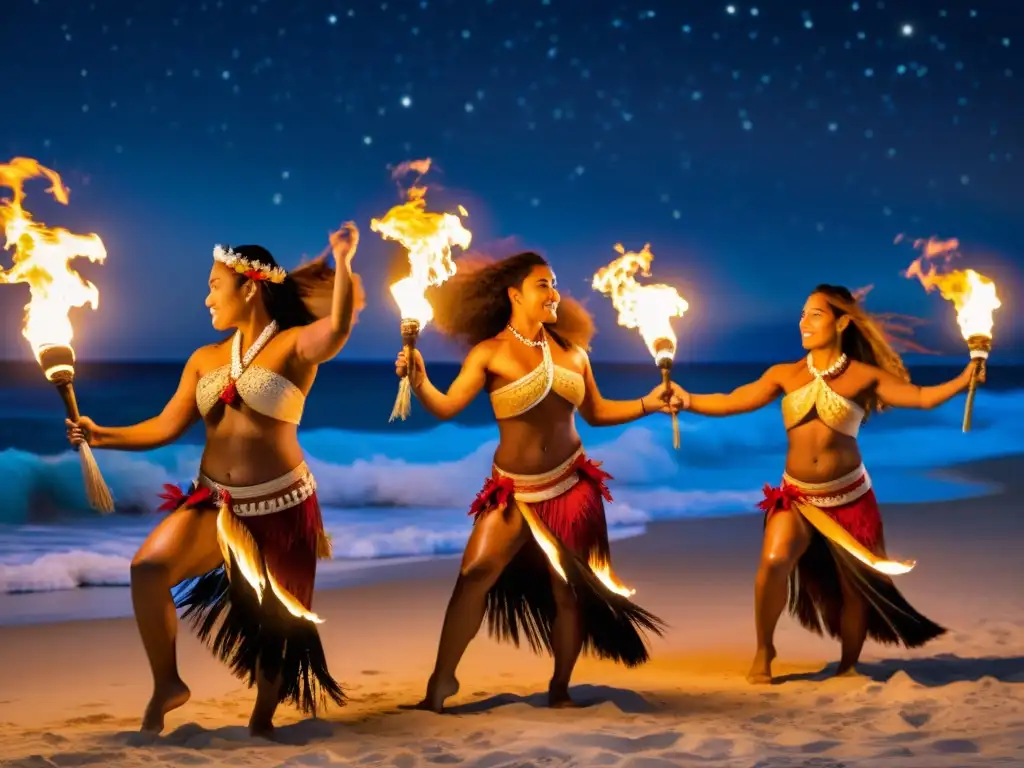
[506,323,547,348]
[232,320,279,379]
[806,352,848,379]
[220,320,278,406]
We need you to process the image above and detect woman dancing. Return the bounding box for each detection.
[66,226,363,735]
[394,251,681,711]
[677,284,981,683]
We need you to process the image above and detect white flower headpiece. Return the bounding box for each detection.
[213,245,288,284]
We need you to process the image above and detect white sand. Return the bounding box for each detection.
[1,456,1022,767]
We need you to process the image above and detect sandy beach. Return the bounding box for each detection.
[1,455,1022,767]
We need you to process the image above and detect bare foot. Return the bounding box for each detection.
[835,663,862,678]
[248,695,278,738]
[412,674,459,713]
[248,715,276,740]
[548,682,579,709]
[746,646,776,685]
[141,679,191,734]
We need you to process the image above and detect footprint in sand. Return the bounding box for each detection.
[562,730,681,753]
[898,709,932,728]
[931,738,980,754]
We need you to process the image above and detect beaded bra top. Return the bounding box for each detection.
[489,327,586,420]
[195,322,306,425]
[781,353,864,438]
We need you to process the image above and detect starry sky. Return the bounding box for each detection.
[1,0,1022,364]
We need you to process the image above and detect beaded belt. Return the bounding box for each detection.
[493,447,586,503]
[198,462,317,517]
[782,464,871,508]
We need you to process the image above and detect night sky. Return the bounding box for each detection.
[2,0,1021,364]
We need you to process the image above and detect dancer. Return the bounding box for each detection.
[394,251,680,711]
[66,225,364,735]
[677,284,980,683]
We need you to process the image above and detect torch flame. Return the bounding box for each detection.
[592,243,689,362]
[371,159,472,326]
[0,158,106,360]
[900,235,1001,340]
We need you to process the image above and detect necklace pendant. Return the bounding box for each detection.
[219,379,240,406]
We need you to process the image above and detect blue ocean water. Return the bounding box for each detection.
[0,360,1021,596]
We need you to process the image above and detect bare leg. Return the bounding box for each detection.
[249,663,283,737]
[835,568,869,676]
[416,503,530,712]
[548,571,583,708]
[131,506,223,733]
[747,510,811,684]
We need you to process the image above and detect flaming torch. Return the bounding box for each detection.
[901,235,1001,432]
[370,159,472,421]
[0,158,114,513]
[592,243,689,449]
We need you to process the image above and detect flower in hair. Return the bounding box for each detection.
[213,245,288,284]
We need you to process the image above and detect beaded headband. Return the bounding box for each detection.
[213,244,288,284]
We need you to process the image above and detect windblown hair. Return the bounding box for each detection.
[813,283,925,417]
[228,244,364,331]
[428,251,595,351]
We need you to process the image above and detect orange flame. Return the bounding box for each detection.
[0,158,106,359]
[588,553,636,597]
[592,243,689,362]
[900,235,1001,340]
[370,159,472,326]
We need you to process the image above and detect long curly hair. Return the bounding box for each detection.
[814,283,926,417]
[228,244,364,330]
[428,251,595,351]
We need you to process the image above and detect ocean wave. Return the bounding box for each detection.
[0,388,1021,594]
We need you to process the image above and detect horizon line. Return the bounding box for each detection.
[2,356,1020,367]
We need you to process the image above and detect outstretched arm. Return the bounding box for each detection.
[84,352,203,450]
[871,362,976,409]
[400,343,492,421]
[685,364,786,417]
[577,349,681,427]
[295,223,359,365]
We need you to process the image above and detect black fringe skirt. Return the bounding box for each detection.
[165,483,344,714]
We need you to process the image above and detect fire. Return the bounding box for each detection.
[588,553,636,597]
[901,235,1001,340]
[592,243,689,361]
[0,158,106,359]
[370,159,472,325]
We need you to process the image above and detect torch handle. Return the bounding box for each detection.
[658,364,680,450]
[55,381,81,421]
[961,358,983,433]
[402,337,418,381]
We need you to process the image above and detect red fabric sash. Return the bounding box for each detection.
[469,455,614,556]
[758,477,883,552]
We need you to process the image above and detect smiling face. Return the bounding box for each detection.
[205,262,249,331]
[799,291,849,350]
[510,264,560,324]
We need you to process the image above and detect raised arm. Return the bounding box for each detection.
[70,351,203,451]
[399,342,493,421]
[294,223,359,365]
[577,348,681,427]
[685,364,786,417]
[870,362,976,409]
